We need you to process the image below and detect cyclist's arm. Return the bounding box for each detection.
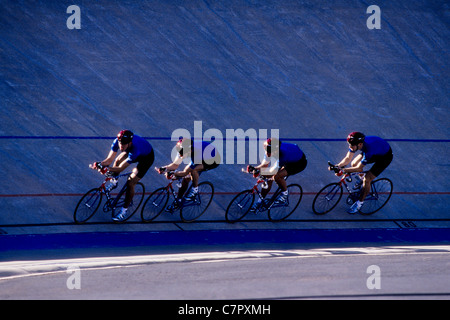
[162,154,183,172]
[255,159,270,170]
[257,158,279,176]
[255,151,272,170]
[100,150,117,167]
[342,162,365,173]
[109,160,130,173]
[164,163,180,172]
[336,151,354,168]
[173,165,194,178]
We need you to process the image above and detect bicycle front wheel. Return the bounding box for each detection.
[74,188,103,224]
[141,187,169,222]
[312,182,343,215]
[180,181,214,222]
[225,190,255,223]
[359,178,393,215]
[111,182,145,222]
[268,184,303,221]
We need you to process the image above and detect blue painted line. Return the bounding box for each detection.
[0,136,170,140]
[0,136,449,143]
[1,228,449,252]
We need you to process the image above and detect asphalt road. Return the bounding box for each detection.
[1,246,449,301]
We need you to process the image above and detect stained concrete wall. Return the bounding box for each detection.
[0,0,448,229]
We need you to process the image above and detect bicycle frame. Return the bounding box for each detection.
[74,169,146,224]
[162,179,179,202]
[245,172,286,211]
[156,172,201,209]
[337,172,361,195]
[100,172,132,209]
[313,161,393,215]
[141,168,215,223]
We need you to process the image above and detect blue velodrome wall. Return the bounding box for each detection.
[0,0,448,227]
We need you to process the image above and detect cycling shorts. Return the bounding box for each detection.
[368,148,393,177]
[135,149,155,179]
[188,153,221,172]
[284,154,307,176]
[189,159,220,172]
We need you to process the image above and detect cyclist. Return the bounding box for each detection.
[247,138,307,210]
[92,129,154,221]
[157,138,220,211]
[332,132,393,214]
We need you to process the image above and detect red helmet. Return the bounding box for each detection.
[347,132,365,146]
[117,129,133,144]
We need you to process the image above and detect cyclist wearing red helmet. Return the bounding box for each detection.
[158,138,220,212]
[93,129,154,221]
[247,138,307,210]
[333,132,393,213]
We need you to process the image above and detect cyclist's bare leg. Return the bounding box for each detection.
[351,154,363,167]
[359,171,376,202]
[274,168,288,192]
[261,168,288,198]
[114,152,128,167]
[189,164,204,188]
[176,164,204,200]
[177,177,190,200]
[261,178,273,198]
[176,165,195,199]
[124,169,140,208]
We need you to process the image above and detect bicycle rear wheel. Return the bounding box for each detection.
[180,181,214,222]
[111,182,145,222]
[225,190,255,223]
[359,178,393,215]
[312,182,343,215]
[141,187,169,222]
[268,184,303,221]
[74,188,102,224]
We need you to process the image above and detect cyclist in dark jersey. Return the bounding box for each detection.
[158,138,220,211]
[92,129,154,221]
[333,132,393,213]
[248,138,307,209]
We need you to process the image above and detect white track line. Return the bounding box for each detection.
[1,245,449,281]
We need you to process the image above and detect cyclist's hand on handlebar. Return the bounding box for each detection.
[90,161,102,170]
[328,161,340,173]
[165,171,176,180]
[156,166,166,174]
[246,165,261,177]
[99,166,109,175]
[90,161,109,174]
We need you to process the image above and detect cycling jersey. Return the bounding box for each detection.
[190,140,218,166]
[349,136,391,165]
[173,140,221,170]
[111,134,153,163]
[264,142,304,168]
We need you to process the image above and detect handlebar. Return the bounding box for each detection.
[328,161,341,174]
[241,168,271,189]
[155,167,180,181]
[328,162,365,183]
[241,167,266,178]
[89,162,111,176]
[241,167,277,181]
[89,162,102,170]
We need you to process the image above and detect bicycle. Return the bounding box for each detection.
[225,169,303,223]
[73,164,145,224]
[312,161,393,215]
[140,168,214,223]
